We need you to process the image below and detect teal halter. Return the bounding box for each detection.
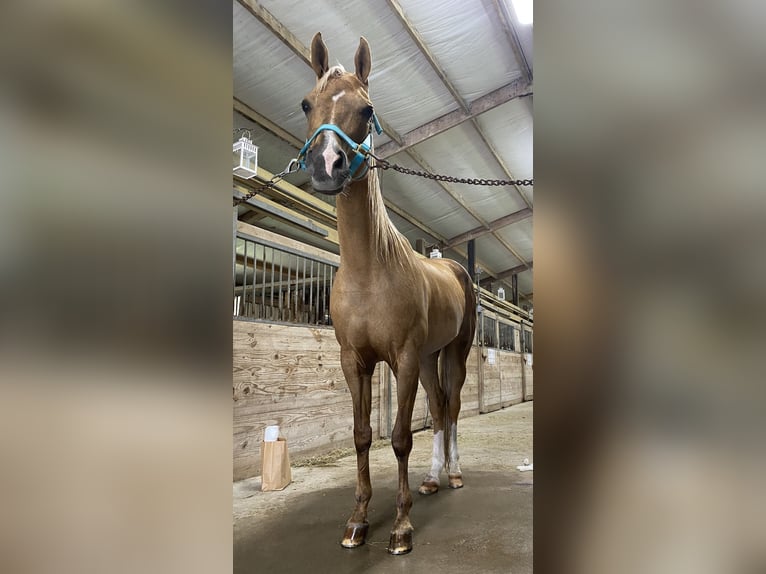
[298,113,382,181]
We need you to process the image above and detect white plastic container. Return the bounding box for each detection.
[264,425,280,442]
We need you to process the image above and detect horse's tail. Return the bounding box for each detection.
[438,261,476,395]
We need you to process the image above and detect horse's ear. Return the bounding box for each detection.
[311,32,329,79]
[354,37,371,85]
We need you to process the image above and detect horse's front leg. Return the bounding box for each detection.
[388,352,420,555]
[339,349,374,548]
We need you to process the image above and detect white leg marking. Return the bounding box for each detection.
[447,423,461,475]
[428,430,445,481]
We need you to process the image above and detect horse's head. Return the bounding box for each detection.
[300,32,380,194]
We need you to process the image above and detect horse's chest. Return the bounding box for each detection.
[331,284,425,349]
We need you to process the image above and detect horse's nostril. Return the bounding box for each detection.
[332,155,345,171]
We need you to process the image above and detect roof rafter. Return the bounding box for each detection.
[480,262,533,286]
[385,0,470,112]
[489,0,532,83]
[234,96,303,149]
[375,78,532,159]
[446,207,532,248]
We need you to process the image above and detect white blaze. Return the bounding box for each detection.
[318,89,347,176]
[320,138,339,176]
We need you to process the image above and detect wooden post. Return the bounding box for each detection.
[512,273,519,306]
[467,239,476,283]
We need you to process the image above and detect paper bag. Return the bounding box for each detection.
[261,437,292,491]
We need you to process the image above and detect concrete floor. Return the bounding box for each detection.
[233,401,533,574]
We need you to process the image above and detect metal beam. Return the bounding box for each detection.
[375,78,531,159]
[446,208,532,247]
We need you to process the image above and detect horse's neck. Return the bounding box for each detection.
[335,177,400,275]
[335,178,377,272]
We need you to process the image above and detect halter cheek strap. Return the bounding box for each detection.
[298,113,383,180]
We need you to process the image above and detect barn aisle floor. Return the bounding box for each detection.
[234,401,533,573]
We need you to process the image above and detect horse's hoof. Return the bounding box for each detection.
[340,522,369,548]
[418,479,439,495]
[448,474,464,489]
[387,530,413,555]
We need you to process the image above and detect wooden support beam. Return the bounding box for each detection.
[446,208,532,247]
[234,97,303,149]
[385,0,469,112]
[233,186,339,245]
[235,166,337,226]
[489,0,532,83]
[375,78,531,159]
[480,262,533,286]
[236,0,311,66]
[469,117,533,209]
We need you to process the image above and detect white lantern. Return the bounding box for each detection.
[429,248,442,259]
[233,135,258,179]
[497,287,506,300]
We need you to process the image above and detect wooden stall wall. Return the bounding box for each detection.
[461,347,481,418]
[500,353,524,408]
[523,355,533,400]
[479,349,502,413]
[233,319,380,481]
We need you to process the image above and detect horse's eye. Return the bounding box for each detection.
[361,105,373,119]
[301,100,311,114]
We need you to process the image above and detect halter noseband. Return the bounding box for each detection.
[298,112,383,181]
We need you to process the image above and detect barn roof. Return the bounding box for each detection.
[233,0,533,304]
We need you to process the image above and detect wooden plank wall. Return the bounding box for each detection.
[233,319,380,481]
[461,347,481,418]
[480,349,502,413]
[500,353,524,408]
[523,355,534,400]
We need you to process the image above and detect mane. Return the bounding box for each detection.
[367,167,420,271]
[317,64,346,92]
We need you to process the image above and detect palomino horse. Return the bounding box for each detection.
[299,32,477,555]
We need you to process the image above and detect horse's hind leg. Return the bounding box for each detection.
[443,342,469,489]
[339,349,374,548]
[417,352,446,495]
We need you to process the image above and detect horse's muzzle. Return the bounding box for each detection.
[306,135,349,193]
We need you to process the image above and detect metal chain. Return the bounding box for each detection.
[233,159,300,206]
[370,156,533,187]
[233,153,532,206]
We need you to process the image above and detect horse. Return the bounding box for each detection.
[298,32,477,555]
